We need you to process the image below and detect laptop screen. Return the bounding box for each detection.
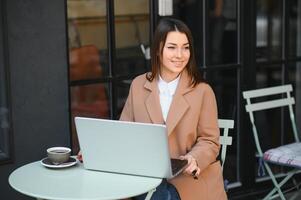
[75,117,176,178]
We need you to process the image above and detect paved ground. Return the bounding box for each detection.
[278,191,301,200]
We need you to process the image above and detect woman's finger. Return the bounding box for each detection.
[195,168,201,176]
[77,150,83,162]
[185,164,198,174]
[184,160,198,174]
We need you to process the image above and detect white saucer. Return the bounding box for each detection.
[41,157,77,169]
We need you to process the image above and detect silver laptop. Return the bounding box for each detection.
[74,117,187,179]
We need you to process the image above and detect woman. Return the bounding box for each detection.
[120,18,227,200]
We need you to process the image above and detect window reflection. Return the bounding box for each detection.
[289,62,301,140]
[67,0,108,78]
[288,0,301,58]
[70,83,109,153]
[173,0,203,65]
[256,0,282,61]
[207,68,238,183]
[254,65,284,179]
[173,0,238,66]
[256,64,282,88]
[114,0,150,116]
[69,45,103,81]
[114,0,150,76]
[67,0,151,151]
[67,0,109,152]
[208,0,237,65]
[116,79,133,119]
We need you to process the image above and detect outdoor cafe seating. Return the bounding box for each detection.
[243,84,301,200]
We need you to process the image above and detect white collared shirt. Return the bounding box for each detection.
[158,75,180,122]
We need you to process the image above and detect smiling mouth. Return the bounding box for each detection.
[172,61,185,66]
[172,61,184,64]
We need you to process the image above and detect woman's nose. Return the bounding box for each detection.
[176,48,183,57]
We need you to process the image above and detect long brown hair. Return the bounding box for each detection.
[146,18,203,87]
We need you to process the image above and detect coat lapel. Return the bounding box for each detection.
[143,70,194,133]
[144,77,165,124]
[166,70,193,135]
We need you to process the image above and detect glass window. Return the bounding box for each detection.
[70,83,110,153]
[256,64,282,88]
[67,0,108,79]
[288,62,301,137]
[114,0,150,76]
[172,0,238,66]
[116,79,132,118]
[113,0,150,117]
[207,68,238,120]
[172,0,204,66]
[67,0,110,152]
[254,101,295,181]
[67,0,151,151]
[206,68,239,184]
[256,0,282,62]
[288,0,301,58]
[207,0,238,65]
[254,64,284,179]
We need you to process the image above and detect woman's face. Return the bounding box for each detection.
[160,31,190,82]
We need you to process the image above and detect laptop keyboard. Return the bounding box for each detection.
[171,159,188,175]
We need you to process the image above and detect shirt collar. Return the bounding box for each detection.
[158,75,180,96]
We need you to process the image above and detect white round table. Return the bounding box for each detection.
[9,160,162,200]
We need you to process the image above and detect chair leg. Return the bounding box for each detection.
[268,172,295,200]
[262,162,296,200]
[144,188,156,200]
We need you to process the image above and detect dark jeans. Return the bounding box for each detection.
[134,179,181,200]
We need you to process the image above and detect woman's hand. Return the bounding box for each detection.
[179,154,200,179]
[77,150,83,162]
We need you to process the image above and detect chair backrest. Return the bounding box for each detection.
[242,84,299,156]
[218,119,234,170]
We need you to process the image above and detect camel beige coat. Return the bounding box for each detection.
[120,70,227,200]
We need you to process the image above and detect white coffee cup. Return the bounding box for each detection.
[47,147,71,165]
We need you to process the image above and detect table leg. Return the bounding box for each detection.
[144,188,156,200]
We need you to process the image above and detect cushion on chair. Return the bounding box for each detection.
[263,142,301,168]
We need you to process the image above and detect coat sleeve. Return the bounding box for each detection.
[119,82,134,122]
[188,84,220,173]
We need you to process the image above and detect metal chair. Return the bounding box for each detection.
[145,119,234,200]
[243,84,301,200]
[218,119,234,170]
